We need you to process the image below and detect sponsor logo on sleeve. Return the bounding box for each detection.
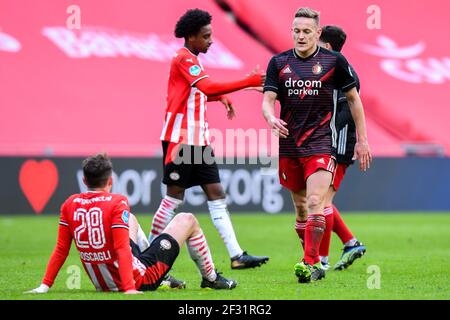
[189,65,201,76]
[121,210,129,224]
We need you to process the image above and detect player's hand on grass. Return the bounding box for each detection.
[25,284,49,294]
[220,96,235,120]
[267,115,289,138]
[353,140,372,172]
[124,289,144,294]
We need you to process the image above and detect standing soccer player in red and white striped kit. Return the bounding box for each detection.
[150,8,269,270]
[26,153,237,294]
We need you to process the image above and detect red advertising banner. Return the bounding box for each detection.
[0,0,272,157]
[221,0,450,155]
[2,0,448,157]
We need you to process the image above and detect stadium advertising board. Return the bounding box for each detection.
[1,157,286,215]
[1,157,450,215]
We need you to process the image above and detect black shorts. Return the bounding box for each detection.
[130,234,180,291]
[162,141,221,188]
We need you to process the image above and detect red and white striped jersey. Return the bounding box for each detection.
[59,192,141,292]
[160,47,211,146]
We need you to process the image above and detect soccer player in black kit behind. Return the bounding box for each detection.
[317,25,367,272]
[262,8,372,283]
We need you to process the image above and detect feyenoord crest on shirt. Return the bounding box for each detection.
[312,62,323,75]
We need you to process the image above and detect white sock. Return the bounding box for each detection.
[207,199,243,259]
[344,238,358,247]
[136,223,150,251]
[187,231,216,282]
[148,196,183,243]
[320,256,329,264]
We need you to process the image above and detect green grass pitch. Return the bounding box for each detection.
[0,213,449,300]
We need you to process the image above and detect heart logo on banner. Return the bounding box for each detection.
[19,160,59,214]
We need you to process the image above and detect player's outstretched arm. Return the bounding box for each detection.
[345,87,372,171]
[262,91,289,138]
[25,224,72,294]
[195,67,265,97]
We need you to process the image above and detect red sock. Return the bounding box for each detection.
[319,206,334,258]
[332,205,354,244]
[304,214,325,265]
[295,219,307,250]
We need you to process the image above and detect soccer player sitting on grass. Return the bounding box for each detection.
[26,153,237,294]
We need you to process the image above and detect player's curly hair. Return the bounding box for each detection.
[82,153,113,188]
[175,9,212,39]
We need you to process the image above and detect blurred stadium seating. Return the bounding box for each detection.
[219,0,450,156]
[1,0,448,158]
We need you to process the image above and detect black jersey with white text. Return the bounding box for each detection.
[264,46,356,158]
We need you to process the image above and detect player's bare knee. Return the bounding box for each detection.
[294,201,308,220]
[296,200,308,211]
[176,212,198,228]
[307,194,323,211]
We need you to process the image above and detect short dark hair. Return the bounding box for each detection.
[82,153,113,188]
[174,8,212,38]
[320,25,347,52]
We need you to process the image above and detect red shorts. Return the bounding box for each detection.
[279,155,336,193]
[332,163,348,191]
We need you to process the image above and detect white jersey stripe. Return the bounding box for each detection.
[204,122,210,145]
[338,128,344,154]
[111,225,129,230]
[330,90,338,148]
[187,87,197,145]
[171,113,184,143]
[338,125,348,155]
[199,92,206,146]
[343,125,348,154]
[84,262,102,291]
[98,263,119,292]
[343,125,348,155]
[160,112,172,141]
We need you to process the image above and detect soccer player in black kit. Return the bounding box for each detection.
[317,26,367,272]
[262,8,372,283]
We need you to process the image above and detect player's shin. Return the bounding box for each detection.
[148,196,183,243]
[295,219,307,250]
[187,230,217,282]
[332,205,354,244]
[319,206,334,260]
[207,199,243,259]
[136,223,150,251]
[304,214,326,265]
